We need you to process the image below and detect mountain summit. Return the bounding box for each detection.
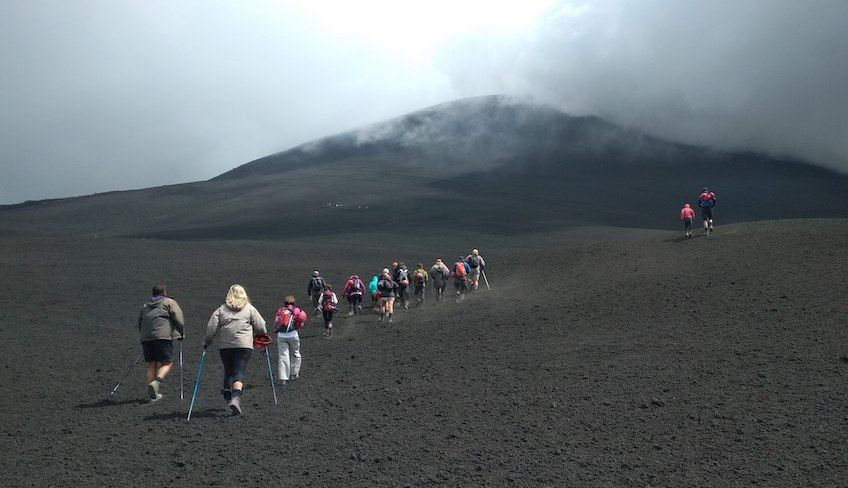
[2,96,846,239]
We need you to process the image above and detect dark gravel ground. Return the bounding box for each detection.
[1,219,846,487]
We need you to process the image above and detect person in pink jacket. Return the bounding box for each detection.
[680,203,696,238]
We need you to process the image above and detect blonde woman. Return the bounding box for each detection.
[203,284,267,416]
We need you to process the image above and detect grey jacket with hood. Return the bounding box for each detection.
[204,303,267,350]
[138,295,186,342]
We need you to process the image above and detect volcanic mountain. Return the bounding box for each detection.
[2,95,846,238]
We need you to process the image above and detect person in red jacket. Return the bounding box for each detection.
[343,274,366,316]
[680,203,696,238]
[698,188,717,235]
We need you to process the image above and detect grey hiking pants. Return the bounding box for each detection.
[277,333,302,381]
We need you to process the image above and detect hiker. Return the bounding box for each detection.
[343,274,366,315]
[698,187,717,235]
[274,295,307,384]
[307,270,326,311]
[429,259,450,303]
[369,275,379,311]
[137,283,185,402]
[451,257,471,302]
[412,263,429,308]
[465,249,487,290]
[394,262,411,309]
[377,270,398,323]
[203,284,267,416]
[318,284,339,336]
[680,203,696,238]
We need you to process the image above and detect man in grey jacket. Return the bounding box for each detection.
[138,283,185,402]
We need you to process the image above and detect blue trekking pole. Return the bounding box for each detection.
[186,350,207,421]
[264,348,278,404]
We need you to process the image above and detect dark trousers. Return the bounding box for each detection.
[219,348,251,390]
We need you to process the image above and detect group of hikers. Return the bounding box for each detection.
[135,249,488,416]
[680,187,717,237]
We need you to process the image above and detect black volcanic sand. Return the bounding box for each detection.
[1,219,846,487]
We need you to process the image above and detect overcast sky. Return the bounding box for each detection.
[2,0,846,204]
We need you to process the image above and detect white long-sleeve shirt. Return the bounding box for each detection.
[318,292,338,308]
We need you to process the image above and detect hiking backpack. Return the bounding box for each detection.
[454,262,467,277]
[415,272,425,285]
[397,269,409,284]
[350,279,362,294]
[322,291,336,312]
[311,276,325,292]
[468,255,480,269]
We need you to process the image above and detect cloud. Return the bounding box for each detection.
[436,0,848,171]
[1,0,846,204]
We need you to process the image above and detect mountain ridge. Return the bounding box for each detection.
[2,95,846,239]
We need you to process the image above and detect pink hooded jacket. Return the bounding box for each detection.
[680,204,696,220]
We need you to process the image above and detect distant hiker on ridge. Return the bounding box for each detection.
[430,259,450,304]
[394,262,411,309]
[412,263,429,308]
[377,269,398,323]
[465,249,486,291]
[451,257,471,302]
[137,283,185,403]
[680,203,696,238]
[307,270,326,312]
[369,274,380,312]
[343,274,366,316]
[698,187,717,236]
[203,284,267,416]
[318,284,339,337]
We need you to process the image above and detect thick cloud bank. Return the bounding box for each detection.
[438,0,848,171]
[1,0,846,204]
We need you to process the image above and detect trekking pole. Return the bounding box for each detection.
[264,348,278,404]
[109,351,144,397]
[186,350,207,421]
[481,269,491,290]
[179,341,184,401]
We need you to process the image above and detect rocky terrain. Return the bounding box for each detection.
[2,219,846,486]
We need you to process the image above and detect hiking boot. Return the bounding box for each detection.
[278,379,287,385]
[220,389,232,402]
[147,380,160,400]
[291,374,299,381]
[148,393,163,403]
[229,396,242,416]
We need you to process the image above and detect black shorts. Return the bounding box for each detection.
[701,207,713,220]
[684,218,693,229]
[142,339,173,364]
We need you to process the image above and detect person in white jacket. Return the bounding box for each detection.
[318,284,339,337]
[203,284,266,416]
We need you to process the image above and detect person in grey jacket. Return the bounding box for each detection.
[138,283,185,402]
[203,284,267,416]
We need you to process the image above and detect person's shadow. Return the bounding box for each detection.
[144,408,227,421]
[76,398,146,409]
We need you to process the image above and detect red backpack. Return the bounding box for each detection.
[322,291,336,312]
[454,262,467,277]
[277,306,306,331]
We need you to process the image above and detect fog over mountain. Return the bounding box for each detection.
[2,96,845,239]
[1,1,847,204]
